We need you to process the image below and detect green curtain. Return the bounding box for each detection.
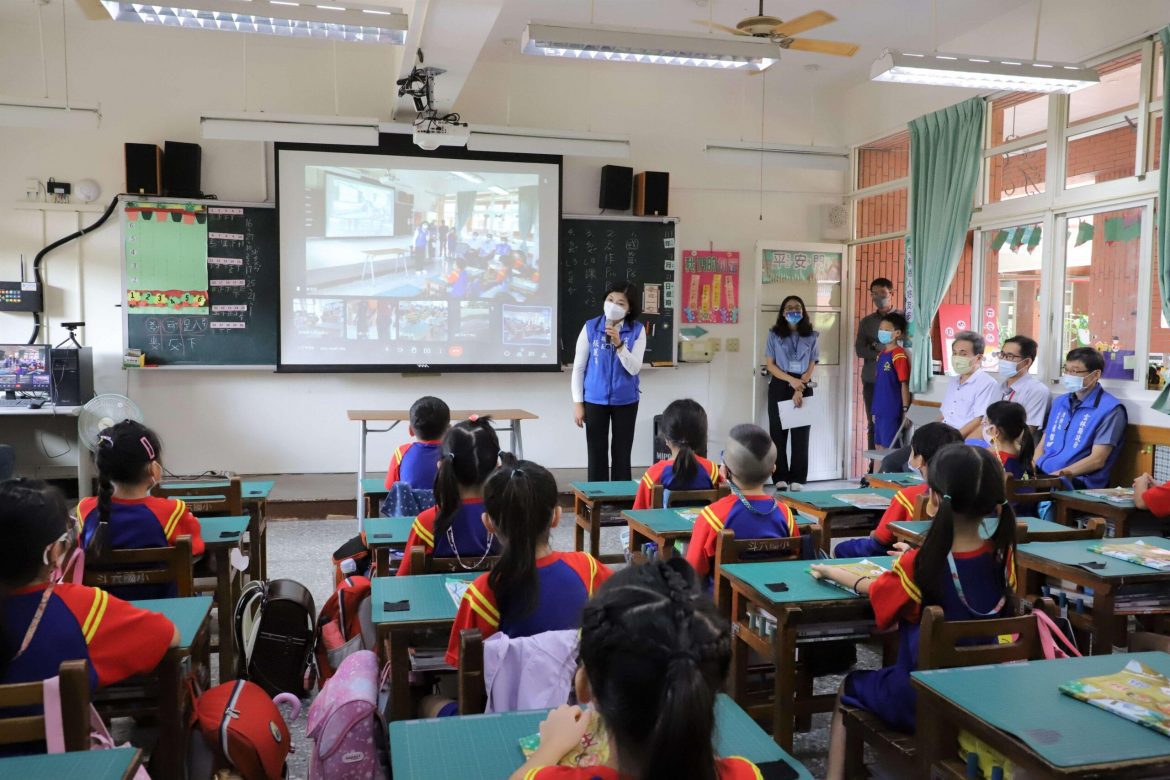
[455,191,477,235]
[907,97,984,393]
[1154,26,1170,412]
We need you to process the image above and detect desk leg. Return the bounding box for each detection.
[1092,588,1117,655]
[386,630,412,721]
[216,548,237,681]
[150,647,184,780]
[590,504,602,560]
[728,591,748,705]
[512,420,524,460]
[773,622,797,751]
[1056,500,1072,529]
[1115,509,1130,538]
[574,497,586,554]
[915,690,952,778]
[357,420,368,529]
[820,513,832,554]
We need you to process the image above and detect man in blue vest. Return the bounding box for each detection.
[1035,347,1127,489]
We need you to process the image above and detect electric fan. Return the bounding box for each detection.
[78,394,144,452]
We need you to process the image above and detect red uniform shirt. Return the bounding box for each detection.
[685,494,797,580]
[522,756,764,779]
[446,551,610,667]
[1141,482,1170,517]
[77,495,205,557]
[633,456,721,510]
[871,483,930,545]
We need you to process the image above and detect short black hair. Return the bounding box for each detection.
[724,424,777,485]
[605,280,642,324]
[410,396,451,441]
[910,422,963,464]
[1066,347,1105,373]
[881,312,908,332]
[870,278,894,292]
[1003,335,1037,362]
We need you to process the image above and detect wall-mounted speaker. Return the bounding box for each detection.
[633,171,669,217]
[124,143,162,195]
[163,141,202,198]
[599,165,633,211]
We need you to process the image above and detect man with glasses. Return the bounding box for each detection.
[855,278,901,451]
[994,335,1051,436]
[1035,347,1127,489]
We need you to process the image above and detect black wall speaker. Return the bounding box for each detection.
[124,143,162,195]
[163,141,202,197]
[598,164,633,211]
[633,171,669,217]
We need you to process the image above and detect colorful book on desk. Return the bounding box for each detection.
[1059,659,1170,738]
[519,708,611,767]
[813,560,887,595]
[675,508,702,522]
[832,493,891,510]
[1088,540,1170,571]
[1081,487,1135,505]
[445,577,471,608]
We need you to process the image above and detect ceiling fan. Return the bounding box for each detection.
[692,3,860,62]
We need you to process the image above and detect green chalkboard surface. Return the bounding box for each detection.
[559,217,676,366]
[123,198,278,367]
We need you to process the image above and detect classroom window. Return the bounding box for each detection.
[985,92,1049,204]
[1068,51,1142,127]
[932,232,975,374]
[1149,228,1169,390]
[1060,205,1145,382]
[855,130,909,190]
[990,92,1049,146]
[979,221,1044,375]
[1151,113,1163,171]
[988,143,1047,203]
[1065,120,1138,189]
[854,189,908,240]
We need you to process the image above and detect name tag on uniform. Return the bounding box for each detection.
[788,361,803,374]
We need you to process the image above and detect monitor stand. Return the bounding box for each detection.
[4,390,14,400]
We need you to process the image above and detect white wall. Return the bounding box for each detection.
[0,4,843,475]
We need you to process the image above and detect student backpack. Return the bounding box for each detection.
[315,576,376,683]
[306,650,389,780]
[188,678,301,780]
[235,578,318,697]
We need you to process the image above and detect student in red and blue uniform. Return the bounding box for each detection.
[686,424,797,584]
[77,420,204,600]
[397,417,503,576]
[836,422,962,559]
[871,312,911,449]
[384,396,450,490]
[633,399,721,510]
[510,559,766,780]
[813,445,1017,779]
[975,401,1034,481]
[0,480,178,755]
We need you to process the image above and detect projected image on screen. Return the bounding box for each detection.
[279,148,560,370]
[0,346,49,392]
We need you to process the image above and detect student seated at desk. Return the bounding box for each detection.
[511,559,763,780]
[836,422,961,558]
[78,421,204,600]
[684,424,797,585]
[0,480,178,755]
[812,445,1017,780]
[633,399,721,510]
[397,417,503,576]
[1134,472,1170,514]
[977,401,1034,480]
[385,396,451,491]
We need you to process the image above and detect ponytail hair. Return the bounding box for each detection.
[579,559,729,780]
[433,416,502,539]
[90,420,162,559]
[660,399,708,489]
[915,444,1016,608]
[483,459,558,618]
[984,400,1034,477]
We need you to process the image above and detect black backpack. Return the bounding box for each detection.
[234,578,317,697]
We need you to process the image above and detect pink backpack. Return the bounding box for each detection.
[306,650,388,780]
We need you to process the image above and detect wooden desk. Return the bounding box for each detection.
[372,573,477,721]
[388,694,813,780]
[1053,489,1148,537]
[720,557,887,750]
[914,651,1170,778]
[865,472,923,491]
[0,747,143,779]
[623,507,817,561]
[569,480,638,564]
[196,514,248,678]
[886,516,1054,546]
[348,409,538,525]
[362,515,414,576]
[1016,537,1170,654]
[775,489,895,553]
[158,478,272,581]
[361,476,390,519]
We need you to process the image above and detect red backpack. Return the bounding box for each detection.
[188,678,301,780]
[315,576,376,684]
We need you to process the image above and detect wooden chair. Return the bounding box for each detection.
[408,545,501,575]
[713,526,820,609]
[153,477,244,517]
[841,598,1054,779]
[1005,475,1064,511]
[456,629,488,715]
[650,482,731,509]
[0,660,90,752]
[911,493,931,521]
[83,535,194,597]
[1128,631,1170,653]
[1020,516,1107,543]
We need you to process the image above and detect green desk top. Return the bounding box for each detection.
[1054,489,1136,509]
[242,480,274,499]
[371,573,478,624]
[626,508,816,537]
[913,651,1170,768]
[871,473,924,486]
[197,514,249,546]
[363,516,414,544]
[130,596,212,647]
[569,480,639,499]
[776,488,896,511]
[0,746,140,779]
[388,694,812,780]
[887,516,1062,541]
[363,477,390,495]
[721,557,889,604]
[156,479,273,500]
[1017,536,1170,578]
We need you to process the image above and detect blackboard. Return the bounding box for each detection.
[122,198,278,367]
[558,217,676,365]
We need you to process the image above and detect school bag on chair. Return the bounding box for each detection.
[235,578,318,697]
[316,576,376,684]
[188,677,302,780]
[306,650,389,780]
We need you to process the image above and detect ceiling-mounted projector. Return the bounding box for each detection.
[413,124,470,151]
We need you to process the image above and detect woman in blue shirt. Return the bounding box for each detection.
[765,295,819,490]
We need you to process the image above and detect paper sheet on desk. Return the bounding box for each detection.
[777,396,818,429]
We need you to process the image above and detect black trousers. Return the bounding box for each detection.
[880,445,912,474]
[584,402,639,482]
[862,381,876,450]
[767,380,811,485]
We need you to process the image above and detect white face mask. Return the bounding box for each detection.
[997,360,1020,378]
[982,425,997,445]
[1061,373,1086,392]
[603,301,627,322]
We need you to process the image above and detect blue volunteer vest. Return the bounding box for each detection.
[1038,385,1124,489]
[583,316,643,406]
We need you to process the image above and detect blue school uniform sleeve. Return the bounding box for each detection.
[834,535,889,559]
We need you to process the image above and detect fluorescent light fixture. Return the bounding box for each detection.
[99,0,407,45]
[0,97,101,129]
[870,49,1099,93]
[704,140,849,171]
[466,126,631,158]
[488,186,510,197]
[522,21,777,71]
[451,171,484,184]
[201,111,380,145]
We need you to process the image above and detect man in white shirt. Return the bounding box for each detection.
[994,335,1051,435]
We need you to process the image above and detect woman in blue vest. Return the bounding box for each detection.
[765,295,820,491]
[571,281,645,482]
[1035,347,1127,489]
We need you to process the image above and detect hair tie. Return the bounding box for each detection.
[445,452,456,462]
[511,467,523,479]
[942,494,952,501]
[468,414,479,422]
[98,434,114,448]
[140,437,156,460]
